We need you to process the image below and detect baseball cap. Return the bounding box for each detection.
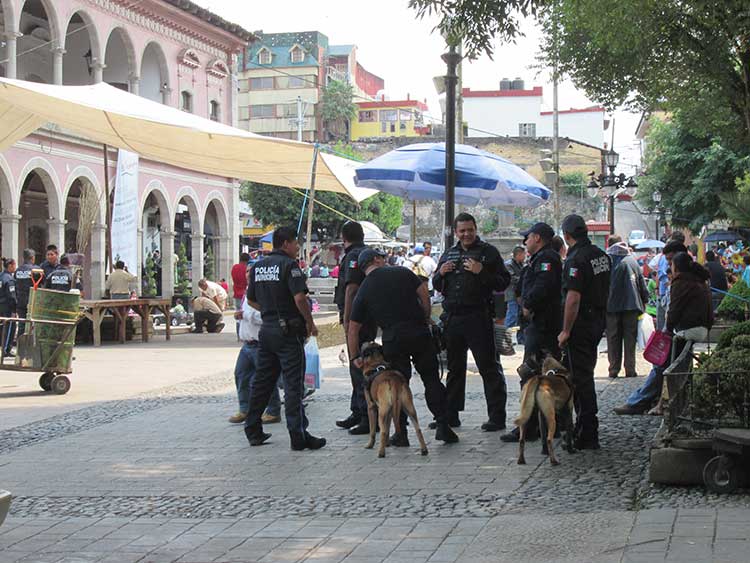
[413,245,425,254]
[358,248,387,270]
[520,222,555,241]
[561,214,588,237]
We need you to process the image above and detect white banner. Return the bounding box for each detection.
[111,149,139,274]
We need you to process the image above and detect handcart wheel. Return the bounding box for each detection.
[703,455,739,494]
[39,372,54,392]
[50,375,71,395]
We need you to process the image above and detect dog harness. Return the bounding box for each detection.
[364,364,390,393]
[542,368,575,397]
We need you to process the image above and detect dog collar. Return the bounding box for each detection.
[365,364,390,377]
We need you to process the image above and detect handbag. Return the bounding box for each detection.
[494,324,515,356]
[643,330,672,366]
[304,337,322,389]
[636,313,655,350]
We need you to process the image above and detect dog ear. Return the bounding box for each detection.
[542,355,565,373]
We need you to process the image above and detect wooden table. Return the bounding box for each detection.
[80,299,171,347]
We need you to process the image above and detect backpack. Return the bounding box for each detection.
[410,255,429,279]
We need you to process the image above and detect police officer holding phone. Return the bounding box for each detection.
[558,214,610,450]
[433,212,510,431]
[243,227,326,451]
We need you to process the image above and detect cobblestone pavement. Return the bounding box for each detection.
[0,339,749,562]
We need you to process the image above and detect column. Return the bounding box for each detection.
[160,230,175,300]
[52,47,65,85]
[92,62,106,84]
[46,218,67,251]
[89,223,106,300]
[218,235,232,284]
[129,75,140,96]
[162,86,172,105]
[4,32,21,79]
[191,233,204,296]
[0,214,20,261]
[137,227,143,294]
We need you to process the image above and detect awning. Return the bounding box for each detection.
[0,78,376,202]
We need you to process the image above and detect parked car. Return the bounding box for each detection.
[628,229,646,248]
[153,310,193,327]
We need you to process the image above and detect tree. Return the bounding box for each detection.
[175,242,190,295]
[143,254,157,297]
[539,0,750,147]
[204,244,215,281]
[320,80,357,141]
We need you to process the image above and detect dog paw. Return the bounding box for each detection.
[550,459,560,466]
[517,458,526,465]
[420,449,428,456]
[365,444,374,449]
[378,451,385,458]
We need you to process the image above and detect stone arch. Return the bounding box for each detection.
[18,0,62,46]
[140,41,171,102]
[2,0,17,34]
[62,165,105,222]
[18,156,63,259]
[201,191,230,235]
[61,9,101,86]
[202,192,230,282]
[0,154,15,260]
[103,26,137,89]
[0,154,16,213]
[16,156,62,218]
[61,8,101,56]
[174,186,202,233]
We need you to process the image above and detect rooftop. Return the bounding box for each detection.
[540,106,606,115]
[357,99,429,111]
[163,0,256,42]
[462,86,543,98]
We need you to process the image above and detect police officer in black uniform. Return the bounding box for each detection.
[45,255,75,292]
[39,245,59,279]
[14,249,37,337]
[0,258,17,356]
[243,227,326,451]
[333,221,376,435]
[348,248,459,445]
[433,213,510,431]
[501,222,562,443]
[558,214,610,450]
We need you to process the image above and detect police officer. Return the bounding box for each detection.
[14,249,37,337]
[347,248,459,445]
[243,227,326,451]
[45,255,75,292]
[0,258,17,356]
[39,245,59,279]
[433,212,510,431]
[333,221,376,435]
[558,214,610,450]
[501,222,562,443]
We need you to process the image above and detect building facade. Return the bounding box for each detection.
[0,0,251,299]
[237,31,384,141]
[350,98,430,141]
[462,79,608,148]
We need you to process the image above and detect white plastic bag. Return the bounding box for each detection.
[637,313,655,350]
[304,337,322,389]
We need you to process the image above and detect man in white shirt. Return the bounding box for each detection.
[407,245,438,289]
[198,278,227,310]
[229,296,282,424]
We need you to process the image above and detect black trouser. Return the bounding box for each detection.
[17,305,27,337]
[562,316,605,440]
[444,312,507,424]
[382,323,448,426]
[245,323,308,439]
[0,306,14,354]
[194,310,222,332]
[348,328,376,420]
[523,318,559,373]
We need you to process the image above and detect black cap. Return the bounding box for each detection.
[561,214,588,237]
[520,222,555,241]
[358,248,386,270]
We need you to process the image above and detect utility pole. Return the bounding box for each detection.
[304,145,319,266]
[456,43,464,145]
[296,96,303,142]
[551,0,561,232]
[442,46,461,251]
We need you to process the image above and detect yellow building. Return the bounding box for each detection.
[351,99,430,141]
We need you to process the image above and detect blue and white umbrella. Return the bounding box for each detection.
[355,143,551,208]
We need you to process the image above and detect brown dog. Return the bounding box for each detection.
[515,356,576,466]
[359,342,428,458]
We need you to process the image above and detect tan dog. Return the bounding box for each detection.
[359,342,428,458]
[515,356,576,466]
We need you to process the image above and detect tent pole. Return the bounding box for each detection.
[411,200,416,247]
[103,144,112,272]
[304,144,319,267]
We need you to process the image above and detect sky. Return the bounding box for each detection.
[195,0,641,170]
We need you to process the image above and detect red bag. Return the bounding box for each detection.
[643,330,672,366]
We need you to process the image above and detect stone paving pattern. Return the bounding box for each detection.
[0,334,749,562]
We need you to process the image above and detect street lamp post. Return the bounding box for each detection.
[586,149,638,235]
[442,46,461,251]
[652,190,662,240]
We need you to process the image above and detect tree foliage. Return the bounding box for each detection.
[175,242,190,295]
[204,244,215,281]
[143,254,157,297]
[320,80,357,141]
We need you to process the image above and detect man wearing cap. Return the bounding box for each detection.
[333,221,376,435]
[347,248,459,446]
[433,212,511,432]
[558,214,611,450]
[501,222,562,443]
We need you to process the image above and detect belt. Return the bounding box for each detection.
[244,339,258,345]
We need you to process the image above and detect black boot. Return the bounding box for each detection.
[435,422,459,443]
[244,427,272,446]
[290,431,327,451]
[335,413,359,429]
[389,430,410,447]
[348,418,371,435]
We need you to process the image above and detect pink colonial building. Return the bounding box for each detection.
[0,0,253,298]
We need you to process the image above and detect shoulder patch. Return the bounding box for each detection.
[349,260,357,269]
[291,268,303,278]
[540,262,551,272]
[569,267,579,278]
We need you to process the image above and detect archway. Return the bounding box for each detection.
[19,170,53,258]
[140,42,169,103]
[103,27,135,91]
[18,0,58,84]
[141,190,168,296]
[203,198,229,283]
[62,11,99,86]
[64,176,102,294]
[174,192,200,296]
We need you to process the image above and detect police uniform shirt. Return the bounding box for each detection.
[0,270,17,314]
[14,263,34,309]
[563,238,611,312]
[40,260,58,279]
[521,245,562,324]
[247,251,307,322]
[45,267,74,292]
[433,237,510,313]
[334,243,367,311]
[350,267,425,330]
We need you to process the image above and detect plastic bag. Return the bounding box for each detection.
[643,330,672,366]
[636,314,655,350]
[494,324,515,356]
[304,336,322,389]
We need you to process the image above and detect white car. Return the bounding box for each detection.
[628,230,646,248]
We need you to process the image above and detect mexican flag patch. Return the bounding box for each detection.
[569,267,580,278]
[540,262,551,272]
[349,260,357,269]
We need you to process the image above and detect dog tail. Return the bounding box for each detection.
[390,381,402,433]
[513,377,539,428]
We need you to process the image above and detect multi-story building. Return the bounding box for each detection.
[237,31,383,141]
[0,0,252,298]
[462,78,609,148]
[350,97,430,141]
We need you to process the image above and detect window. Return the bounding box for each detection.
[238,78,249,93]
[210,100,220,122]
[518,123,536,137]
[258,49,272,65]
[250,77,274,90]
[359,110,376,122]
[181,91,193,113]
[288,76,306,88]
[399,109,412,122]
[283,103,298,117]
[290,47,304,64]
[380,109,398,122]
[251,105,274,118]
[238,106,250,120]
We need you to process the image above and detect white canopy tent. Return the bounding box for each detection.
[0,78,376,202]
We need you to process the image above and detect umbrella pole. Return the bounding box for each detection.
[411,200,416,247]
[304,144,319,267]
[103,144,112,273]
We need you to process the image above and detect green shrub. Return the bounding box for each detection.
[716,320,750,350]
[692,335,750,420]
[716,281,750,321]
